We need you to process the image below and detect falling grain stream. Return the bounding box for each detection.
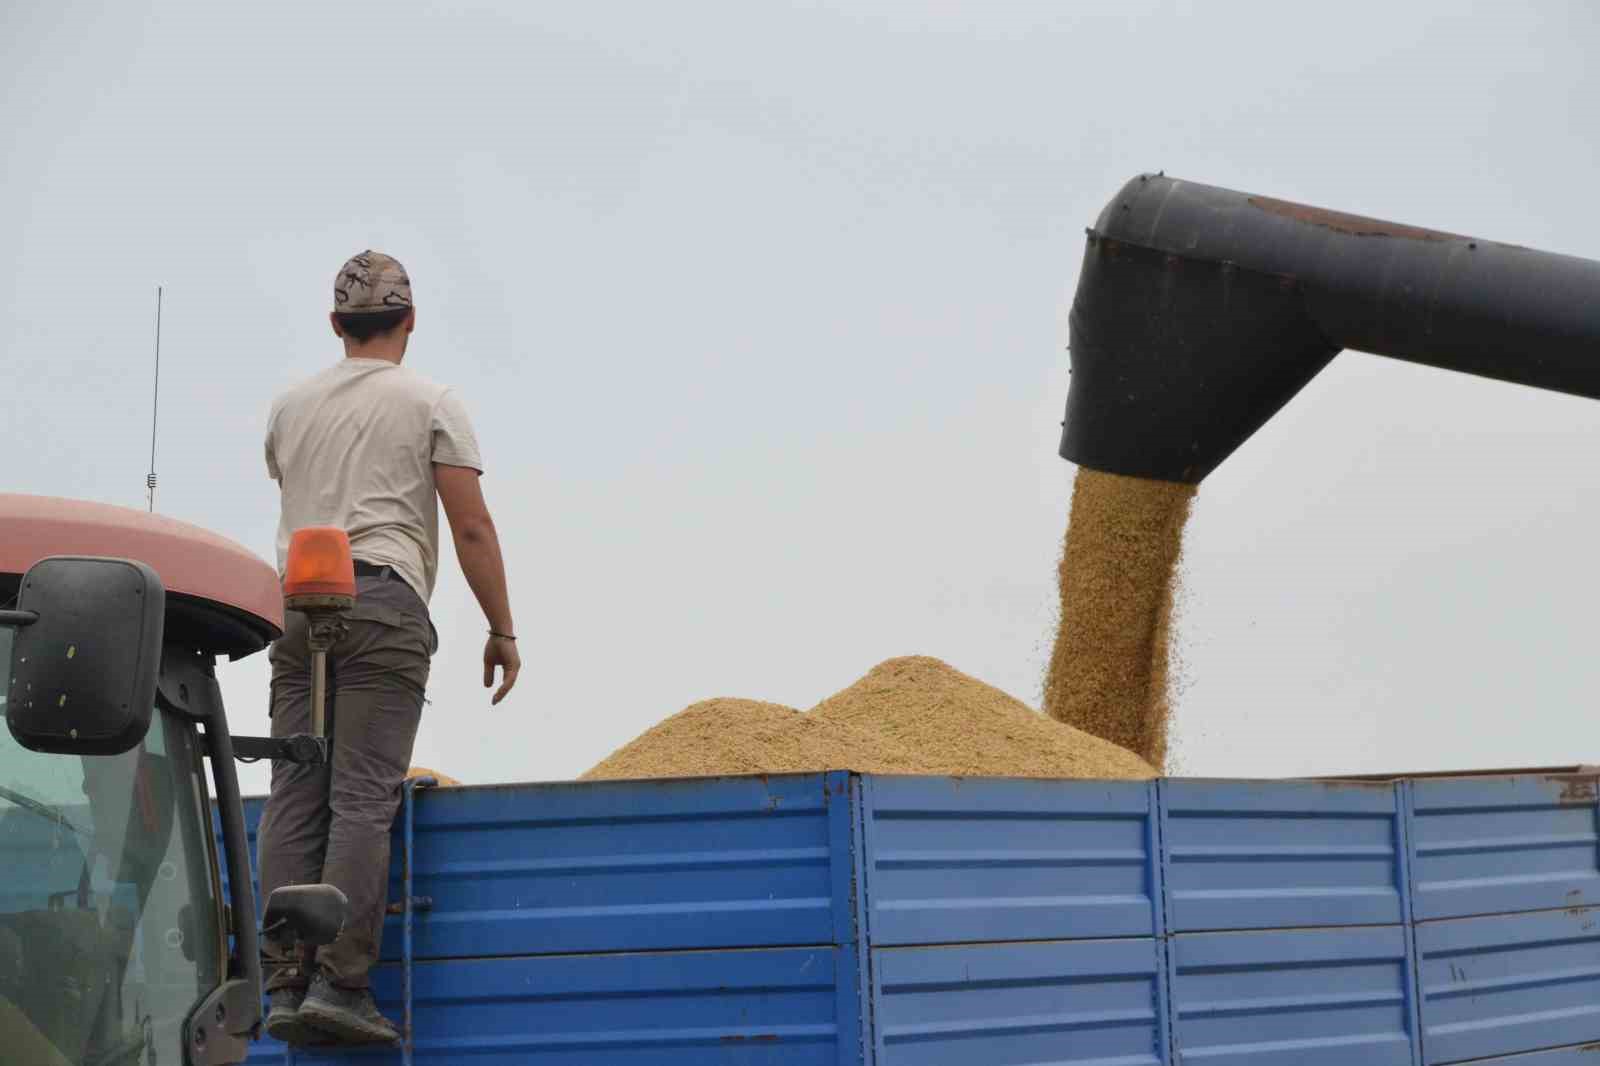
[1042,469,1194,771]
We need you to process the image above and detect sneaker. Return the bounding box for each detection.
[264,986,332,1047]
[297,973,400,1046]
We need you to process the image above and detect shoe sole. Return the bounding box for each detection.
[297,997,400,1045]
[265,1009,334,1047]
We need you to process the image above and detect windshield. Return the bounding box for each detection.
[0,627,223,1066]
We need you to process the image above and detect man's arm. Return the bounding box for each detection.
[435,463,520,704]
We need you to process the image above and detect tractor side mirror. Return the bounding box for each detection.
[264,884,349,947]
[4,556,164,755]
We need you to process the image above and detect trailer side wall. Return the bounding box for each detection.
[218,769,1600,1065]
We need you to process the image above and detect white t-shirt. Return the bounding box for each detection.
[266,358,483,603]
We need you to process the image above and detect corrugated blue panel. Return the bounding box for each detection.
[871,938,1165,1065]
[1416,906,1600,1064]
[1409,774,1600,921]
[246,946,848,1064]
[1162,779,1405,931]
[397,775,842,958]
[1168,926,1419,1066]
[859,776,1159,946]
[224,773,847,959]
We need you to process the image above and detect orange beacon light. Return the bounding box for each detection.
[283,527,356,610]
[283,527,356,741]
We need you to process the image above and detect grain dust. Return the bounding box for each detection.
[1042,469,1194,771]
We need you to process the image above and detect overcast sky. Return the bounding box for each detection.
[5,0,1599,792]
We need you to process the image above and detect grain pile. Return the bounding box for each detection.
[582,698,925,780]
[1042,469,1194,771]
[407,766,462,787]
[582,657,1154,781]
[813,657,1153,779]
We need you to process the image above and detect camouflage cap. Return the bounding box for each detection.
[333,250,413,314]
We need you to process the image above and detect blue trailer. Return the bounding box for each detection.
[223,766,1600,1065]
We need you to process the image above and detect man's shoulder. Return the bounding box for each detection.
[267,375,309,427]
[272,361,351,405]
[385,364,454,403]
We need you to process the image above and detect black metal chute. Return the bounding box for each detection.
[1060,174,1600,483]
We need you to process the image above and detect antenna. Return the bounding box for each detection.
[147,286,162,512]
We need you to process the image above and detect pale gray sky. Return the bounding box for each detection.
[5,0,1598,792]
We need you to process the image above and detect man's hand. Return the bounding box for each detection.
[484,635,520,705]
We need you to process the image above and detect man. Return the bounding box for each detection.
[255,251,519,1045]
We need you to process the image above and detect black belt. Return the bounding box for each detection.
[353,561,395,579]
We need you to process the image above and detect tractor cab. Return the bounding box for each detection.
[0,495,339,1066]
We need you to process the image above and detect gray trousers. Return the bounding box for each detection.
[257,571,434,991]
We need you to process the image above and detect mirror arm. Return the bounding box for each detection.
[0,609,38,627]
[231,734,328,765]
[156,645,222,722]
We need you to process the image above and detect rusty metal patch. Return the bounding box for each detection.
[1558,777,1599,803]
[1312,777,1394,791]
[1248,195,1462,242]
